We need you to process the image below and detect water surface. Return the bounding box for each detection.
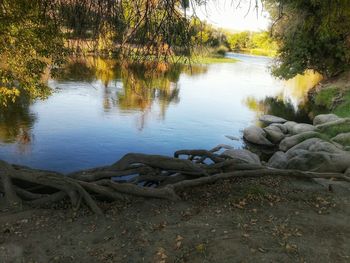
[0,53,322,172]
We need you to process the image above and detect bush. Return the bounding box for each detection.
[216,45,228,56]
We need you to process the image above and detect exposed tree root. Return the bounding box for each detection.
[1,146,350,214]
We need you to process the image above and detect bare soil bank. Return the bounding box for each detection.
[1,176,350,263]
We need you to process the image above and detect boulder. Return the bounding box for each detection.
[291,123,317,135]
[331,132,350,146]
[225,135,239,141]
[285,151,350,173]
[313,114,340,126]
[283,121,297,134]
[286,138,343,156]
[221,149,261,165]
[264,125,285,144]
[282,138,350,173]
[316,118,350,137]
[279,131,325,152]
[346,167,350,176]
[270,123,288,134]
[259,115,287,125]
[243,126,274,147]
[267,151,288,169]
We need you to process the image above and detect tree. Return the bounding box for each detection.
[266,0,350,79]
[0,0,65,106]
[0,0,197,105]
[227,31,251,50]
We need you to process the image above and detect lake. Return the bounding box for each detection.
[0,53,322,173]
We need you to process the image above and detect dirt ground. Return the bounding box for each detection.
[1,176,350,263]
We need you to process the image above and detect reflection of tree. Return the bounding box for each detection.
[57,57,208,127]
[284,70,323,104]
[245,96,312,123]
[245,70,323,123]
[117,63,180,112]
[55,59,96,82]
[0,97,35,152]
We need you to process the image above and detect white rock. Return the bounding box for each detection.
[279,131,323,152]
[313,114,340,126]
[243,126,274,147]
[264,125,285,144]
[292,123,317,134]
[259,115,287,125]
[283,121,298,134]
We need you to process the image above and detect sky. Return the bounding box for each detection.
[191,0,271,32]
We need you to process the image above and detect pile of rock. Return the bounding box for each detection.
[243,114,350,173]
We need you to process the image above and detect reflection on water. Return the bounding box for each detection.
[0,54,323,172]
[55,57,207,125]
[0,97,36,154]
[243,66,323,123]
[284,70,323,106]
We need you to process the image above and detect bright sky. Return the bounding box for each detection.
[191,0,270,32]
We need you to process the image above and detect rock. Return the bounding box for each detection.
[279,131,325,152]
[221,149,261,165]
[259,115,287,125]
[283,138,350,173]
[286,138,343,156]
[283,121,297,133]
[331,132,350,146]
[316,118,350,137]
[311,141,345,154]
[286,151,350,173]
[346,167,350,176]
[291,123,317,135]
[313,113,340,126]
[243,126,274,147]
[267,151,288,169]
[225,135,239,141]
[264,125,285,144]
[270,123,288,134]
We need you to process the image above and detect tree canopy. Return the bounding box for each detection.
[266,0,350,79]
[1,0,350,105]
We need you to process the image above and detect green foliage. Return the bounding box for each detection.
[314,87,338,109]
[333,92,350,117]
[226,31,277,56]
[190,18,227,48]
[0,0,197,106]
[318,118,350,138]
[227,31,250,50]
[267,0,350,79]
[314,87,350,118]
[0,0,66,106]
[216,45,229,56]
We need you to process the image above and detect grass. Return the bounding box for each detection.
[235,48,277,57]
[171,52,238,65]
[315,86,339,108]
[314,86,350,118]
[333,91,350,117]
[191,55,238,64]
[313,71,350,118]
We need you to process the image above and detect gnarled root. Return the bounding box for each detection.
[1,145,349,214]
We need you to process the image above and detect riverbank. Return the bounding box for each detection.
[309,71,350,118]
[230,48,276,58]
[1,174,350,263]
[1,112,350,262]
